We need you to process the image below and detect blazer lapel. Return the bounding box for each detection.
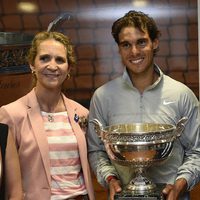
[26,89,51,186]
[63,98,94,198]
[63,96,88,170]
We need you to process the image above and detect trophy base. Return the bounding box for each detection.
[114,183,166,200]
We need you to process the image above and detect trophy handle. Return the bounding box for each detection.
[175,117,188,137]
[89,119,106,139]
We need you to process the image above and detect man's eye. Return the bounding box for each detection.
[120,42,131,49]
[137,39,147,47]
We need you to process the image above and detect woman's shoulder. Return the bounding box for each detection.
[0,92,31,116]
[62,95,89,114]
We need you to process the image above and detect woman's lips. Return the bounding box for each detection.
[45,73,59,77]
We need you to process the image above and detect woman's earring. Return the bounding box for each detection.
[31,70,37,86]
[67,73,71,80]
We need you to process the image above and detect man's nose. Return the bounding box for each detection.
[131,45,140,55]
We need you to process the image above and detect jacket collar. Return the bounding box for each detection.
[122,64,163,91]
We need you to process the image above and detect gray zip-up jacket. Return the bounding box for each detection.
[87,65,200,200]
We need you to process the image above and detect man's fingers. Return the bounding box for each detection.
[109,179,122,200]
[162,184,173,195]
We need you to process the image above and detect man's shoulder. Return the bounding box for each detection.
[164,75,191,91]
[95,76,122,93]
[163,75,197,100]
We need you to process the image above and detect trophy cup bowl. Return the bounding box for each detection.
[90,117,188,199]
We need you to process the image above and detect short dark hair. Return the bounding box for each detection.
[112,10,161,45]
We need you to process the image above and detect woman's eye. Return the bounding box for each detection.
[40,55,50,62]
[56,57,66,64]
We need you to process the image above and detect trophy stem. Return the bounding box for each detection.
[125,167,156,194]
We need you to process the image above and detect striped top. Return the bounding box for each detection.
[41,111,87,200]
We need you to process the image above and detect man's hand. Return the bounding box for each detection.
[162,178,187,200]
[108,178,122,200]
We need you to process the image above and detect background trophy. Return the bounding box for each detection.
[91,117,187,200]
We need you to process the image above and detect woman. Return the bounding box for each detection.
[0,31,95,200]
[0,123,23,200]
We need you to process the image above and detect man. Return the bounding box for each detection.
[87,10,200,200]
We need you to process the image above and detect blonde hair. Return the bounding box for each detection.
[27,31,76,67]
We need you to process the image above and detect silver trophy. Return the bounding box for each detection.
[90,117,188,200]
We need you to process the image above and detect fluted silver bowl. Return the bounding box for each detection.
[91,117,187,194]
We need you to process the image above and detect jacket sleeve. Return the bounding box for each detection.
[0,106,19,148]
[86,92,120,187]
[176,91,200,190]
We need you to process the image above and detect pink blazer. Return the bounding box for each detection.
[0,89,95,200]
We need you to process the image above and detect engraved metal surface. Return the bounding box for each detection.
[90,117,187,195]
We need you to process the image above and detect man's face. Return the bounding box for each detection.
[118,26,158,76]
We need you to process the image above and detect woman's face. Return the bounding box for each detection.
[30,39,69,91]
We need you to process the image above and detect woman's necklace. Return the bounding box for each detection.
[47,94,66,122]
[47,114,54,122]
[37,92,64,122]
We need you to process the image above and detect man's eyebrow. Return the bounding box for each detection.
[137,38,148,41]
[119,40,130,45]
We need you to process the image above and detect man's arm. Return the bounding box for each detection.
[163,92,200,200]
[175,94,200,191]
[87,92,120,187]
[87,101,122,200]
